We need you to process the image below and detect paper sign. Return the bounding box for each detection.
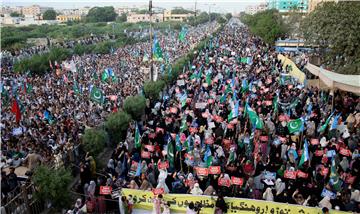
[141,151,151,159]
[208,122,216,129]
[297,170,308,179]
[345,175,356,184]
[209,166,221,174]
[231,177,244,186]
[208,99,214,104]
[152,188,164,195]
[264,171,276,180]
[339,148,351,156]
[148,133,156,139]
[218,178,231,187]
[189,127,198,133]
[310,138,319,145]
[185,153,194,160]
[196,167,209,176]
[284,170,297,179]
[177,80,185,86]
[315,150,324,156]
[144,145,155,152]
[195,103,207,109]
[321,188,336,199]
[264,100,272,106]
[158,161,169,170]
[156,127,164,134]
[326,150,336,158]
[100,186,112,195]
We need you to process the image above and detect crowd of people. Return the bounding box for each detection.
[0,22,219,205]
[69,19,359,213]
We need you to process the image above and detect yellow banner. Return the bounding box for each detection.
[278,54,306,84]
[121,188,347,214]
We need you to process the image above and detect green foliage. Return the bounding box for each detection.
[82,128,109,157]
[216,16,226,24]
[10,12,22,17]
[104,111,131,143]
[43,10,57,20]
[188,12,209,26]
[86,6,117,22]
[13,48,70,74]
[117,13,127,22]
[33,166,72,209]
[241,9,288,44]
[171,7,194,14]
[301,1,360,74]
[136,9,148,14]
[143,80,165,101]
[123,95,146,120]
[225,13,232,20]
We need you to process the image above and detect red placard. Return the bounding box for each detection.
[222,139,232,146]
[231,176,244,186]
[279,137,287,142]
[297,170,309,179]
[152,188,164,195]
[185,153,194,160]
[284,170,297,179]
[148,133,156,139]
[195,167,209,176]
[205,137,214,145]
[321,167,329,176]
[315,150,324,157]
[264,100,272,106]
[158,161,169,170]
[218,178,231,187]
[208,166,221,174]
[345,175,356,184]
[170,107,178,114]
[208,99,214,104]
[213,115,223,123]
[311,138,319,145]
[189,127,198,133]
[141,151,151,159]
[259,136,269,142]
[144,145,155,152]
[100,186,112,195]
[339,148,351,156]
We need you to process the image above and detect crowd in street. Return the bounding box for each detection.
[71,20,360,213]
[0,22,219,205]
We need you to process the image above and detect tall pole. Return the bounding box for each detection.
[149,0,153,81]
[194,0,197,18]
[208,5,211,23]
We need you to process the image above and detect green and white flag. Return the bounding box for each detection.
[152,34,163,61]
[101,70,109,82]
[135,123,141,149]
[178,26,187,42]
[287,118,303,134]
[180,117,188,132]
[90,86,104,104]
[318,112,334,133]
[167,139,175,168]
[246,104,264,129]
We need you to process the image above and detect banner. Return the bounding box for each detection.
[121,189,347,214]
[278,54,306,84]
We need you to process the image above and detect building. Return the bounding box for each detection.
[22,5,53,16]
[267,0,308,13]
[1,14,58,26]
[308,0,338,13]
[127,13,164,23]
[56,14,82,22]
[245,3,268,15]
[163,10,193,22]
[115,7,133,15]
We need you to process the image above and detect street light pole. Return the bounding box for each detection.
[149,0,153,81]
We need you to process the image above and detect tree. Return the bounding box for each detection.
[104,111,131,143]
[225,13,232,20]
[82,128,109,157]
[143,80,165,101]
[301,1,360,74]
[86,6,117,22]
[123,95,146,120]
[10,12,22,17]
[33,166,72,210]
[241,9,288,44]
[171,7,194,14]
[117,13,127,22]
[43,9,57,20]
[216,16,226,24]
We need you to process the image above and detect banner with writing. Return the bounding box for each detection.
[121,189,347,214]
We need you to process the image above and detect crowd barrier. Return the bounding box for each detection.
[277,54,306,84]
[122,188,347,214]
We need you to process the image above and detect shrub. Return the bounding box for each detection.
[143,80,165,101]
[82,128,109,157]
[33,166,72,209]
[104,111,131,143]
[123,95,146,120]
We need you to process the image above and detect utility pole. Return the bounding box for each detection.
[194,0,197,18]
[149,0,153,81]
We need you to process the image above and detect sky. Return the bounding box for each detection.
[3,0,267,13]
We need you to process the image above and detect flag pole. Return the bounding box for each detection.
[149,0,154,81]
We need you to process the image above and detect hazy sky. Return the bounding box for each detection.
[3,0,267,13]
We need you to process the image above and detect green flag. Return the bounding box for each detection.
[152,34,163,61]
[26,83,32,94]
[101,70,109,82]
[73,81,80,94]
[287,118,303,134]
[135,124,141,149]
[167,139,175,168]
[180,117,188,132]
[273,95,279,114]
[206,73,212,85]
[246,104,264,129]
[240,57,247,63]
[319,112,334,133]
[90,86,104,104]
[178,26,187,42]
[329,158,342,192]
